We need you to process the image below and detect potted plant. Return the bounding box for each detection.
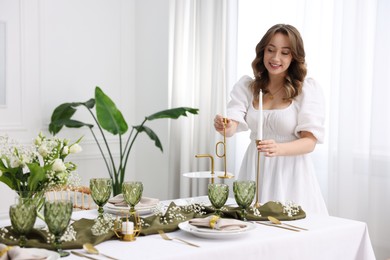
[49,87,198,195]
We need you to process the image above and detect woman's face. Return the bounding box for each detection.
[263,32,293,77]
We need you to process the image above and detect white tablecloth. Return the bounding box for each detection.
[0,198,376,260]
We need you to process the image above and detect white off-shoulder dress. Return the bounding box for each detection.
[227,75,328,215]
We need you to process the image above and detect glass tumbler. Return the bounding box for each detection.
[208,183,229,216]
[90,178,112,219]
[233,180,256,221]
[9,199,37,247]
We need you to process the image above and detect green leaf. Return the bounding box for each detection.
[49,99,96,135]
[26,163,47,192]
[49,103,77,135]
[83,98,96,109]
[134,125,163,152]
[95,87,128,135]
[147,107,199,121]
[0,172,17,190]
[51,119,94,130]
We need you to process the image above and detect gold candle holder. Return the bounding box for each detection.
[195,154,215,183]
[216,118,234,179]
[254,139,261,208]
[114,212,142,242]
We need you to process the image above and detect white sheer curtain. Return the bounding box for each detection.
[168,0,238,198]
[328,0,390,259]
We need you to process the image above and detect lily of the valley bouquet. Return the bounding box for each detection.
[0,132,82,200]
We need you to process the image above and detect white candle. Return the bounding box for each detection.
[122,221,134,234]
[257,90,263,140]
[221,68,227,118]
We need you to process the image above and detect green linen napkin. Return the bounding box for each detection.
[0,219,115,249]
[0,200,305,249]
[139,201,305,235]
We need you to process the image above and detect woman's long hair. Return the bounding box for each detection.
[251,24,307,100]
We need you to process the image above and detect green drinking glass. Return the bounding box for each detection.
[233,180,256,221]
[9,199,37,247]
[122,182,143,215]
[208,183,229,216]
[44,200,73,257]
[90,178,112,219]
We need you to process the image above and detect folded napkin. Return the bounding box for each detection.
[189,216,247,231]
[108,195,159,208]
[0,243,59,260]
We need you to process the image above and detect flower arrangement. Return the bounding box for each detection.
[48,86,198,195]
[0,132,82,198]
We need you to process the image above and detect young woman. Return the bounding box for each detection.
[214,24,328,215]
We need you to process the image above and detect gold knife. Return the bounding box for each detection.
[255,221,300,232]
[71,251,100,260]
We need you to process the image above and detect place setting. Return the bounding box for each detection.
[177,180,258,239]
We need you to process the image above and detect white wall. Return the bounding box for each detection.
[0,0,171,212]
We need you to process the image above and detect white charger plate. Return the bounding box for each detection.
[178,221,256,239]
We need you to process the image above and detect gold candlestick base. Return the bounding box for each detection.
[218,174,234,179]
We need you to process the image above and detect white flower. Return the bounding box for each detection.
[52,158,66,172]
[34,136,42,146]
[38,144,49,157]
[69,143,82,154]
[10,156,22,168]
[62,146,69,156]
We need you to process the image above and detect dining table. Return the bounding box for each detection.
[0,196,376,260]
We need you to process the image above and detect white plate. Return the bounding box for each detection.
[21,248,60,260]
[103,203,157,216]
[178,221,256,239]
[182,171,234,179]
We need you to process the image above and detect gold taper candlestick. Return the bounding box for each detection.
[216,118,233,179]
[195,154,215,183]
[254,140,261,208]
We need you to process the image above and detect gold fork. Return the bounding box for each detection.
[158,230,200,248]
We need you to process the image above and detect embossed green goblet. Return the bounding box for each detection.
[208,183,229,216]
[9,199,37,247]
[44,200,73,257]
[90,178,112,219]
[122,182,143,215]
[233,180,256,221]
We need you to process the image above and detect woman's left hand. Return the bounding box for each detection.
[257,139,280,157]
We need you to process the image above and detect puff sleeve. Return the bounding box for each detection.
[294,78,326,143]
[227,75,253,133]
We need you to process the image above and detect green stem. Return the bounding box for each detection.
[87,108,118,177]
[88,128,112,179]
[121,118,147,184]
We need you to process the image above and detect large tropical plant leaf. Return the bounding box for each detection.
[50,119,94,130]
[134,125,163,152]
[95,87,128,135]
[49,99,95,135]
[147,107,199,121]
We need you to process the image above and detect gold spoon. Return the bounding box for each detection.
[83,243,119,260]
[267,216,308,231]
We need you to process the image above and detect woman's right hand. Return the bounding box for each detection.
[214,114,227,132]
[214,114,237,137]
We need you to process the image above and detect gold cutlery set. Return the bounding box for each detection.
[255,216,308,232]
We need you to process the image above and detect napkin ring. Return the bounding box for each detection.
[209,215,220,229]
[0,246,12,257]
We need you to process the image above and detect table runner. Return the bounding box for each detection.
[0,201,305,249]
